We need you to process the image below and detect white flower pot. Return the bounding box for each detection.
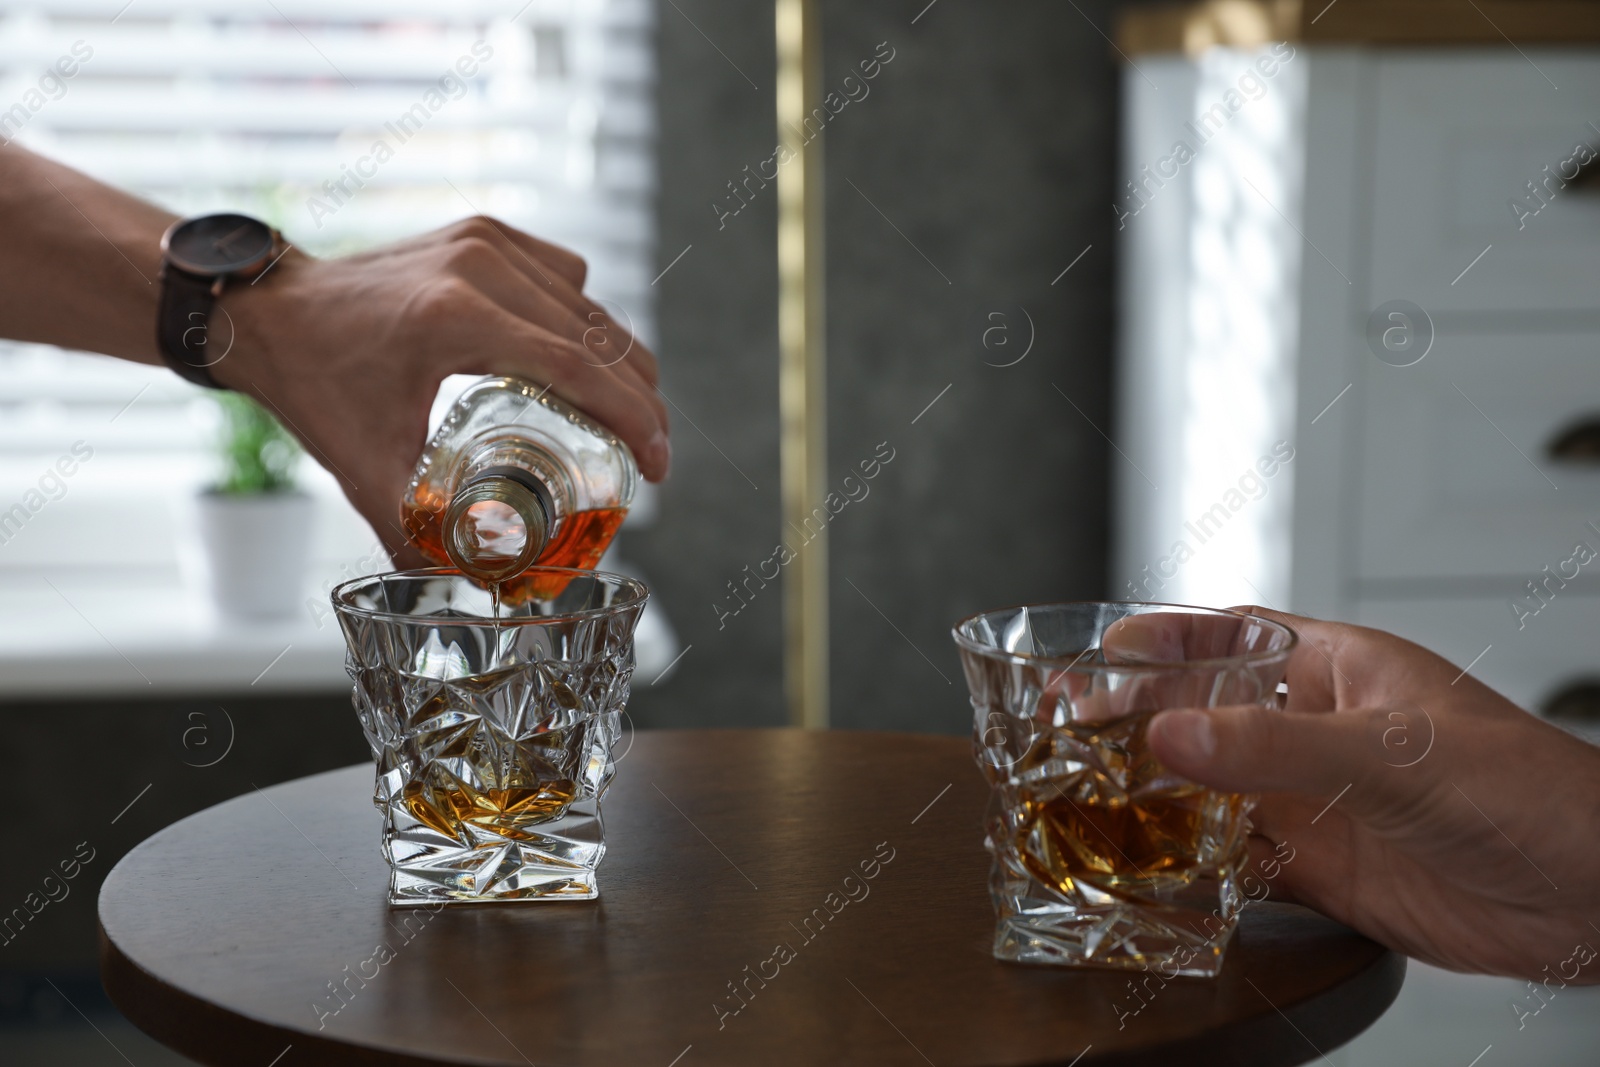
[193,491,315,621]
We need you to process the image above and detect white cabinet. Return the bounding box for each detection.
[1113,47,1600,720]
[1367,54,1600,315]
[1356,331,1600,581]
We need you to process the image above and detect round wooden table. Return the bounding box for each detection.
[100,730,1403,1066]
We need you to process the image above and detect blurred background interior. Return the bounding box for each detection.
[3,0,1599,1063]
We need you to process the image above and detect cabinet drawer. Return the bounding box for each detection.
[1356,331,1600,580]
[1354,595,1600,718]
[1368,53,1600,315]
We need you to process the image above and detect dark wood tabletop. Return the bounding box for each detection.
[100,729,1403,1067]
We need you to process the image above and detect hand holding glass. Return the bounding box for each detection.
[952,602,1295,975]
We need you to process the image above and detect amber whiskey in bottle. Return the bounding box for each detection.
[401,376,637,602]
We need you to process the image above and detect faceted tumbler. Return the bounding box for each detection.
[951,602,1295,975]
[332,568,647,906]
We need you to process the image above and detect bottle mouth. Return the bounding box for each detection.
[443,468,552,581]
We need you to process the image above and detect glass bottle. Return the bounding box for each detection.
[401,376,637,602]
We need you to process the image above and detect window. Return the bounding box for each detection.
[0,0,668,693]
[0,0,657,584]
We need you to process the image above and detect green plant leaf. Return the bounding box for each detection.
[212,392,301,495]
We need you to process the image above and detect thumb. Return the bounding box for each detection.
[1149,705,1412,806]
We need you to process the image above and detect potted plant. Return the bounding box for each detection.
[193,393,313,621]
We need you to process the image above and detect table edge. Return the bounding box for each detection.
[1065,950,1407,1067]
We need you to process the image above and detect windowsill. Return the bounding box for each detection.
[0,470,674,702]
[2,557,679,702]
[0,573,351,700]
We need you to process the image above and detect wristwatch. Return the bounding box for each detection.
[157,213,286,388]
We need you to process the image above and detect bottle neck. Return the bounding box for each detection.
[442,467,553,581]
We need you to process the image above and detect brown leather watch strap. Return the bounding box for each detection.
[156,264,228,389]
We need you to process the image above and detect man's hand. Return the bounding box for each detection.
[0,148,667,562]
[215,217,669,562]
[1146,609,1600,983]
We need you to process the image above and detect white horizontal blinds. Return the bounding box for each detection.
[0,0,655,264]
[0,0,656,571]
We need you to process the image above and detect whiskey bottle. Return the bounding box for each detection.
[401,376,637,600]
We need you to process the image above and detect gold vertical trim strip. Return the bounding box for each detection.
[775,0,827,729]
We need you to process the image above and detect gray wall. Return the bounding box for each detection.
[630,0,784,728]
[630,0,1124,734]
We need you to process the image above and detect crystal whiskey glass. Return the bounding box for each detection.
[333,568,648,905]
[952,602,1295,975]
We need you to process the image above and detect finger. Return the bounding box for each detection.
[509,269,661,389]
[350,457,432,564]
[1039,664,1120,726]
[1242,834,1301,904]
[477,232,661,388]
[443,240,668,429]
[373,215,589,292]
[1146,703,1423,821]
[372,219,580,307]
[1148,704,1355,794]
[1099,609,1294,715]
[479,336,668,481]
[459,215,589,291]
[444,236,587,331]
[443,217,662,386]
[1102,612,1192,664]
[438,292,671,480]
[1232,605,1349,712]
[1235,605,1481,714]
[574,303,659,388]
[1103,610,1267,664]
[1246,791,1329,842]
[377,218,662,387]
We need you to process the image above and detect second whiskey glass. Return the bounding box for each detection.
[952,602,1295,976]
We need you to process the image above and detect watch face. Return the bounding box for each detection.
[163,213,275,276]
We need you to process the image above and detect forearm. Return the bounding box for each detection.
[0,144,177,365]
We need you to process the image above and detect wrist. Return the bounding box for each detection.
[207,245,316,396]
